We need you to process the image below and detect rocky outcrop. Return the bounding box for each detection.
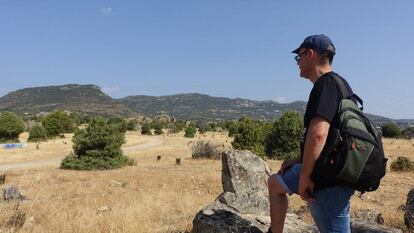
[351,221,402,233]
[192,150,402,233]
[405,188,414,230]
[352,209,384,225]
[192,150,317,233]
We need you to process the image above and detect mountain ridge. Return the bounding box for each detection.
[0,84,410,126]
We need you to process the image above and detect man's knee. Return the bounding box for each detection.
[268,174,288,194]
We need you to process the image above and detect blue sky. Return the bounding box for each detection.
[1,1,413,119]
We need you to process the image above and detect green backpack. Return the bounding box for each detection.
[312,73,388,192]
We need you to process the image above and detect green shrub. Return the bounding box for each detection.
[60,117,129,170]
[107,117,127,132]
[402,127,414,139]
[191,140,223,160]
[227,121,239,137]
[28,124,48,142]
[231,118,271,158]
[126,119,138,131]
[184,125,196,138]
[381,123,402,138]
[154,124,163,135]
[42,111,74,137]
[265,111,303,160]
[390,156,414,172]
[174,120,186,132]
[0,112,25,142]
[141,123,152,135]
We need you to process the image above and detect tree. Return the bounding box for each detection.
[61,117,129,170]
[185,125,197,138]
[174,120,186,132]
[231,118,271,158]
[0,112,25,142]
[381,123,401,138]
[28,124,48,142]
[126,119,138,131]
[402,126,414,139]
[227,121,239,137]
[141,123,152,135]
[107,117,127,132]
[265,111,304,159]
[154,123,163,135]
[42,111,74,137]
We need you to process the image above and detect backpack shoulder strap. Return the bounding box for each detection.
[328,72,364,111]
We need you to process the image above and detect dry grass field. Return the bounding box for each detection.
[0,132,413,232]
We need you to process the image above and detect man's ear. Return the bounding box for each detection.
[308,49,317,59]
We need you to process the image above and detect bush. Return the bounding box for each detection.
[231,118,271,158]
[141,123,152,135]
[0,112,25,142]
[191,140,223,160]
[126,119,138,131]
[390,156,414,172]
[174,120,186,132]
[227,121,239,137]
[381,123,401,138]
[60,117,129,170]
[184,125,196,138]
[107,117,127,132]
[196,121,212,134]
[402,127,414,139]
[265,111,303,160]
[154,124,163,135]
[28,124,48,142]
[42,111,74,137]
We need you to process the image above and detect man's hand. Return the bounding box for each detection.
[299,175,316,202]
[277,157,300,175]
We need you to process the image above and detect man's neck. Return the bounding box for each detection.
[308,66,333,84]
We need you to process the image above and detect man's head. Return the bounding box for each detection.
[292,34,336,80]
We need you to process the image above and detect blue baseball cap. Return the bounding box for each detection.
[292,34,336,55]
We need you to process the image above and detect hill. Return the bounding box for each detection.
[0,84,134,116]
[117,93,307,121]
[0,84,409,126]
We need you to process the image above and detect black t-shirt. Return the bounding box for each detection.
[302,71,354,189]
[303,71,353,129]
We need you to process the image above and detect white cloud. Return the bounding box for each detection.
[100,7,112,15]
[102,86,120,94]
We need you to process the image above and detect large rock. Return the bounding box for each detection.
[3,186,23,202]
[351,209,384,225]
[192,150,402,233]
[351,221,402,233]
[405,188,414,230]
[192,150,317,233]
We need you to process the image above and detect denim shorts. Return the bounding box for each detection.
[275,164,355,233]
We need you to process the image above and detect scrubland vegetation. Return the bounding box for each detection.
[0,110,413,232]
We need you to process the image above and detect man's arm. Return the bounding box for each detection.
[299,116,330,201]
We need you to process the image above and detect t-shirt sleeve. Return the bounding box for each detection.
[309,79,340,123]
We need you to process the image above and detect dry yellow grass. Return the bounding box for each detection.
[0,132,148,164]
[0,133,413,232]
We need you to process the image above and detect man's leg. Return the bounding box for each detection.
[267,164,302,233]
[267,174,288,233]
[308,186,354,233]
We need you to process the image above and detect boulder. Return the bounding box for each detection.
[192,150,317,233]
[405,188,414,230]
[3,186,23,202]
[192,150,402,233]
[351,209,384,225]
[351,221,402,233]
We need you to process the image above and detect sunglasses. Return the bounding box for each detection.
[294,50,308,63]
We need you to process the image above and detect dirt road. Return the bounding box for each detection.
[0,137,164,171]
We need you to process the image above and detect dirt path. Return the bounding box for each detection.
[0,137,164,171]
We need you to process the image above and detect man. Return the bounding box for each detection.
[267,34,355,233]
